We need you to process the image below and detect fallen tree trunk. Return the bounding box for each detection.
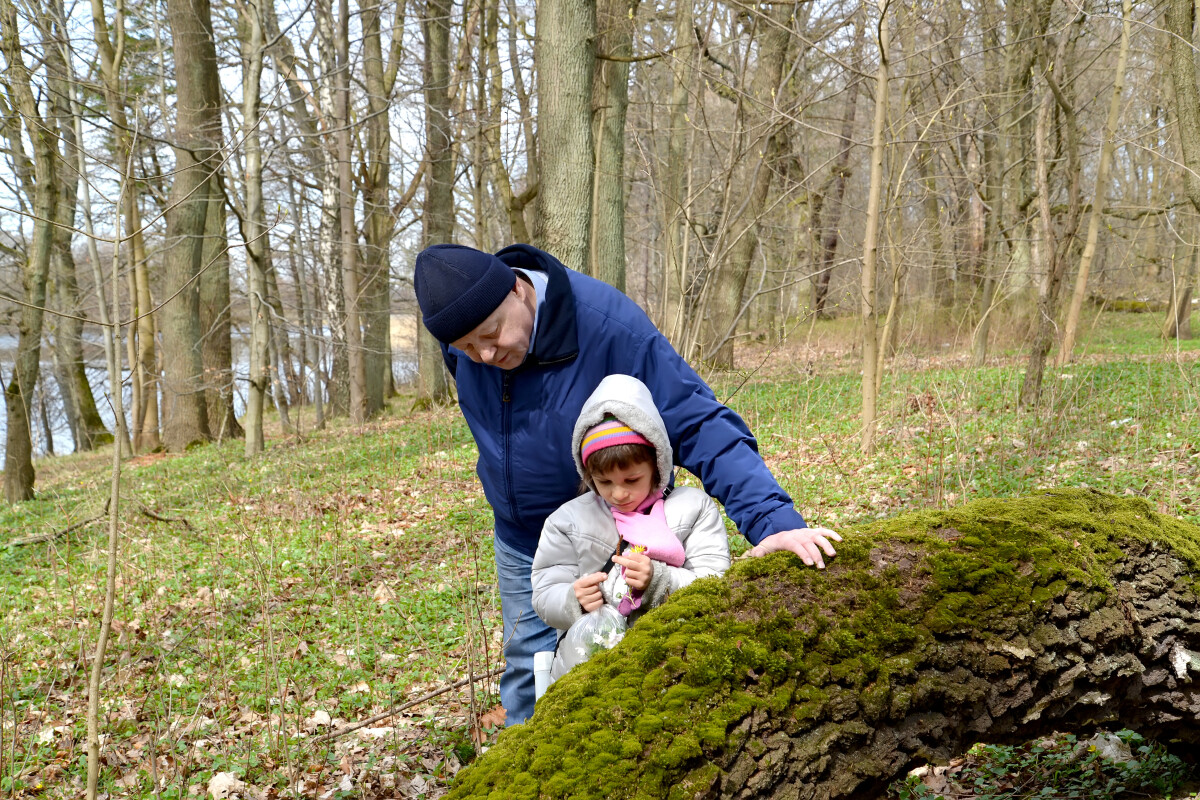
[449,490,1200,799]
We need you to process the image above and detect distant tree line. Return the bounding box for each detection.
[0,0,1196,499]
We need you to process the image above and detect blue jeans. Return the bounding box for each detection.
[493,534,559,725]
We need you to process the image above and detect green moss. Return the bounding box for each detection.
[448,491,1200,800]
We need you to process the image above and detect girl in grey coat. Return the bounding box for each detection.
[531,374,731,682]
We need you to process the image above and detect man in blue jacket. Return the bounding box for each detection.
[414,242,841,725]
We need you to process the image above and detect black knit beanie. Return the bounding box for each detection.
[414,244,517,343]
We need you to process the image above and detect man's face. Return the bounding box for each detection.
[450,277,536,369]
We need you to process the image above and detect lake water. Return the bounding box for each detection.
[0,333,417,459]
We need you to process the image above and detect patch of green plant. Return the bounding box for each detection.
[891,730,1194,800]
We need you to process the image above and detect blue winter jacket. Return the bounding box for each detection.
[442,244,806,557]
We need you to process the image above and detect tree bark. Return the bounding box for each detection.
[698,5,792,368]
[90,0,159,453]
[589,0,639,290]
[200,181,244,442]
[361,0,404,414]
[449,491,1200,799]
[0,0,57,501]
[532,0,596,273]
[483,0,533,244]
[860,2,888,456]
[44,13,111,451]
[240,0,270,453]
[1019,19,1084,409]
[161,0,219,451]
[1168,0,1200,216]
[417,0,453,406]
[659,0,695,343]
[1058,0,1131,365]
[336,0,369,424]
[1164,232,1198,340]
[811,17,864,318]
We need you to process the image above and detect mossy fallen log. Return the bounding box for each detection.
[450,490,1200,800]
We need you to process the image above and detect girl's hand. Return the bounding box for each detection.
[612,552,653,591]
[573,572,607,612]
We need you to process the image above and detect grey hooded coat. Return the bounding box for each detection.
[530,375,731,678]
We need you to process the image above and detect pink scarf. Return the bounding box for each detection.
[610,491,685,615]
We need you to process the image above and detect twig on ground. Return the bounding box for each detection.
[7,500,111,546]
[310,666,506,744]
[136,500,195,531]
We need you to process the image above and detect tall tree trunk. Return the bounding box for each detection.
[700,4,792,367]
[971,2,1003,367]
[311,0,347,418]
[978,0,1045,367]
[44,20,111,451]
[65,43,131,457]
[362,0,405,415]
[89,0,160,452]
[532,0,596,272]
[860,1,889,455]
[660,0,695,343]
[200,181,244,442]
[1164,222,1198,340]
[335,0,368,423]
[240,0,270,453]
[418,0,453,405]
[1,0,57,500]
[589,0,639,290]
[1020,21,1084,409]
[483,0,533,244]
[160,0,220,450]
[1167,0,1200,295]
[1058,0,1131,364]
[811,16,864,317]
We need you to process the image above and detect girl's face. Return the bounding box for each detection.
[591,461,654,512]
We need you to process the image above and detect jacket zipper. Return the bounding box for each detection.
[501,371,523,529]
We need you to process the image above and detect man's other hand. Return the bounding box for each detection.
[748,527,842,568]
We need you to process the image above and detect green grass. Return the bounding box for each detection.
[1,310,1197,798]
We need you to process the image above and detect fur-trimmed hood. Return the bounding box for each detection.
[571,374,673,494]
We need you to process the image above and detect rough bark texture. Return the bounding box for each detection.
[532,0,596,273]
[699,5,790,367]
[199,184,244,442]
[417,0,453,405]
[449,491,1200,799]
[161,0,219,451]
[589,0,638,290]
[1,0,57,501]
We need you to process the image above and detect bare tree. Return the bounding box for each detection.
[860,0,889,455]
[89,0,160,452]
[533,0,596,272]
[240,0,271,453]
[697,4,794,367]
[1019,14,1085,408]
[0,0,58,501]
[160,0,222,450]
[43,2,111,451]
[589,0,640,289]
[417,0,453,406]
[1058,0,1132,364]
[361,0,408,413]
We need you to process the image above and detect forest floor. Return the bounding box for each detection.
[2,308,1199,799]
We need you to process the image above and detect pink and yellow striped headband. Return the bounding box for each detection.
[580,418,652,465]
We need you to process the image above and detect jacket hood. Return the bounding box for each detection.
[571,374,673,494]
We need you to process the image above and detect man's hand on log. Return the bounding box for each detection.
[748,527,842,568]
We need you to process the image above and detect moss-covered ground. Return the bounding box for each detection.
[0,309,1198,797]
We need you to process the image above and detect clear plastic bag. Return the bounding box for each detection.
[558,605,627,671]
